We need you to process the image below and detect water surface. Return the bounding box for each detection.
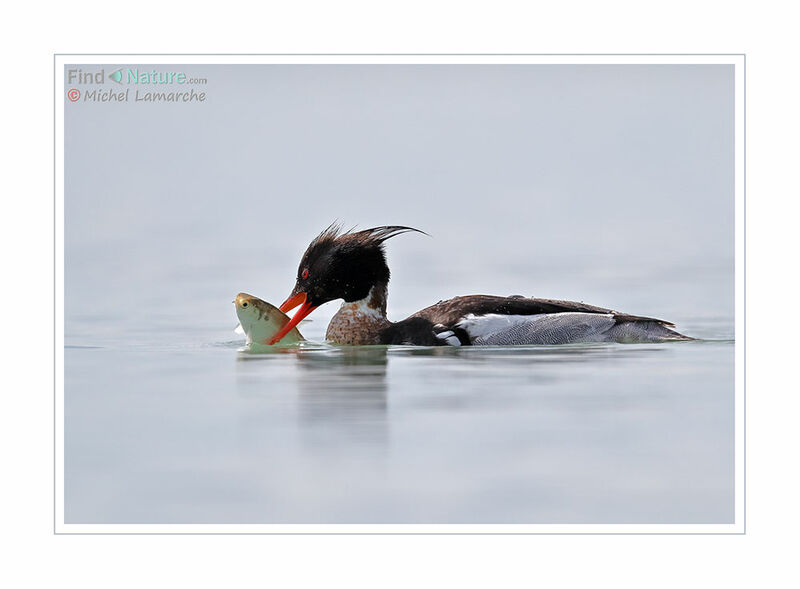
[65,312,733,524]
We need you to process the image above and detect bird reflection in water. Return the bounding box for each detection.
[294,346,389,447]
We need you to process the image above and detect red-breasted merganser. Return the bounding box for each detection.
[268,224,692,346]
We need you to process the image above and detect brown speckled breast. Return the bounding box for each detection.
[325,309,390,345]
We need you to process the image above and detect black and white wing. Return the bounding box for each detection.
[410,295,691,345]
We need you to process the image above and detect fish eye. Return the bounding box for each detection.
[302,268,309,280]
[242,302,248,307]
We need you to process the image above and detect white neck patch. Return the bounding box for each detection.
[337,285,387,319]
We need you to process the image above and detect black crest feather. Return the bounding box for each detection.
[306,223,428,252]
[346,225,429,246]
[307,221,345,248]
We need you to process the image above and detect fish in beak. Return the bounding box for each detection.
[234,293,304,349]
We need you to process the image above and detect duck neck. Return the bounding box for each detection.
[326,282,392,344]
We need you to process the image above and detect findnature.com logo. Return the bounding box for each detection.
[65,67,208,103]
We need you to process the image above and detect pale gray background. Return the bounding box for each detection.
[65,64,734,524]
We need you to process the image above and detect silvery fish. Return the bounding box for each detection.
[234,292,304,350]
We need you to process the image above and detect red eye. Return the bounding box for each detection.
[301,268,309,279]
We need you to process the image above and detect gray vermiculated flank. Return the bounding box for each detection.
[472,313,692,345]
